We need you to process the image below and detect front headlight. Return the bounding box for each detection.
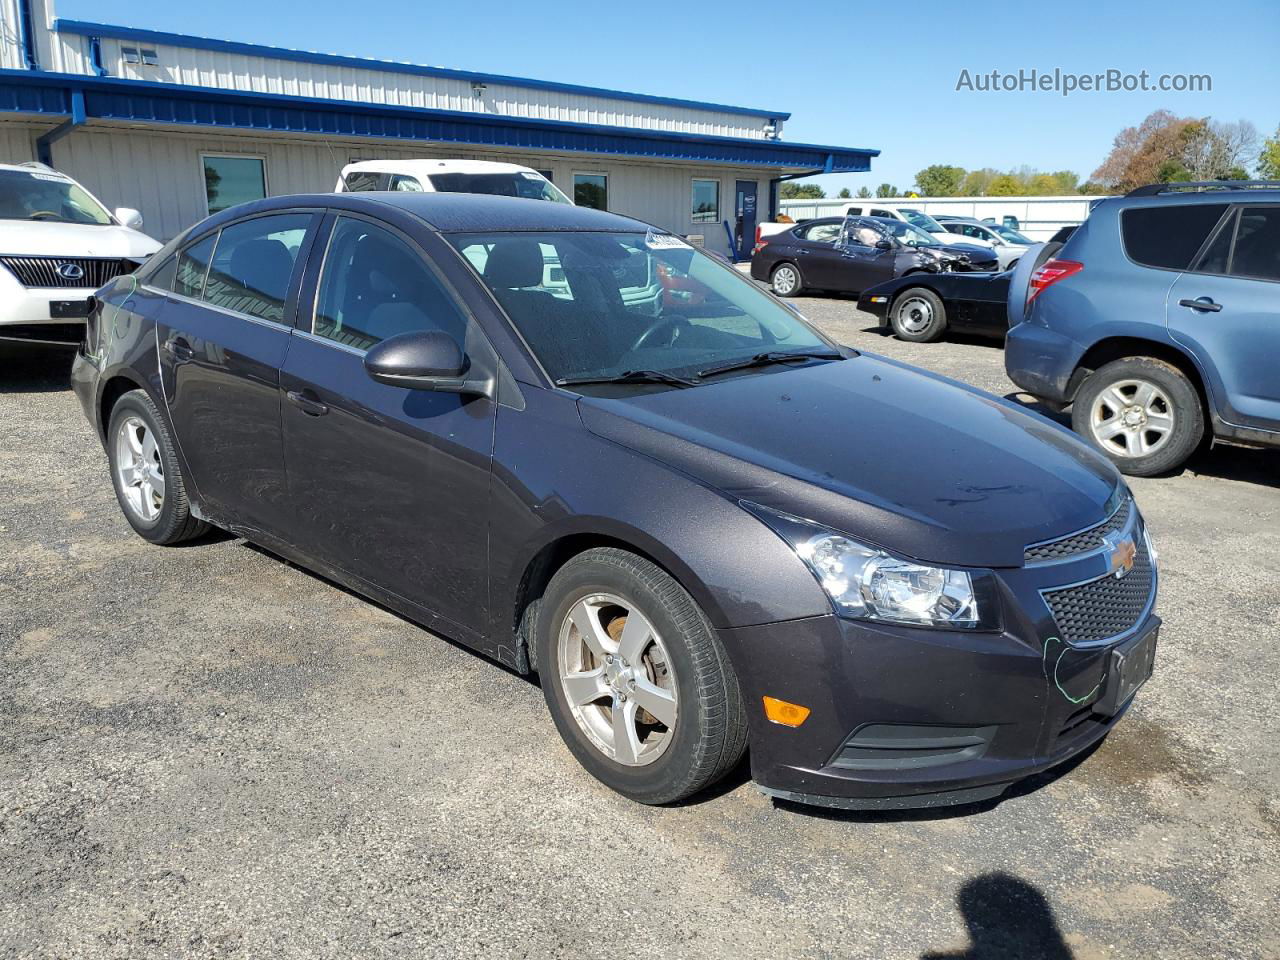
[744,502,995,629]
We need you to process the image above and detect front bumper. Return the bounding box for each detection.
[722,609,1157,810]
[857,293,890,323]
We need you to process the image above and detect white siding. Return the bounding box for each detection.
[0,121,36,162]
[780,195,1103,241]
[49,32,779,141]
[0,0,25,70]
[44,124,775,254]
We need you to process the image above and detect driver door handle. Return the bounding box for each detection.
[286,389,329,417]
[1178,297,1222,313]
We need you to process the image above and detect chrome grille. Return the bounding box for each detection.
[1025,499,1132,564]
[0,256,134,289]
[1042,540,1154,646]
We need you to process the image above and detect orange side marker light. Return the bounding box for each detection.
[762,696,811,727]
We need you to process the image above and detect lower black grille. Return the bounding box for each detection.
[1043,541,1154,645]
[0,256,134,289]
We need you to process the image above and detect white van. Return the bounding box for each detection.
[336,159,573,204]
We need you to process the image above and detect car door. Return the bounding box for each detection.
[279,213,498,639]
[792,221,848,288]
[156,211,318,532]
[1167,204,1280,431]
[837,219,896,293]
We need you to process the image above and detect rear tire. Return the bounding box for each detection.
[1071,357,1204,476]
[770,262,804,297]
[106,389,209,544]
[536,548,747,805]
[890,287,947,342]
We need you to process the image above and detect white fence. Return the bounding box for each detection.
[779,195,1107,241]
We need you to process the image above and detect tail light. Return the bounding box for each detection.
[1027,258,1083,304]
[752,225,767,255]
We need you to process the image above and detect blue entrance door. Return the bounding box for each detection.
[735,181,758,261]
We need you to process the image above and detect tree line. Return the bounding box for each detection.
[779,114,1280,200]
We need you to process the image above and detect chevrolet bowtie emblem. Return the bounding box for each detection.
[1104,532,1138,579]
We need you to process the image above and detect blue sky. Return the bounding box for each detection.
[60,0,1280,194]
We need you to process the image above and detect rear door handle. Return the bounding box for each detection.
[1178,297,1222,313]
[286,389,329,417]
[163,337,194,361]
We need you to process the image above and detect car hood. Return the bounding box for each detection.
[0,220,161,258]
[577,354,1120,568]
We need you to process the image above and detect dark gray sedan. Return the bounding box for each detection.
[751,216,999,298]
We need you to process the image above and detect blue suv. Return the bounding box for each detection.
[1006,182,1280,476]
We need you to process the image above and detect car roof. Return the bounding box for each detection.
[340,158,542,176]
[1110,187,1280,208]
[225,191,652,234]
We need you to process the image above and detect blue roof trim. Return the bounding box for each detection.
[0,71,877,172]
[53,19,793,122]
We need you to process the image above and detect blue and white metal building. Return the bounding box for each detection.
[0,1,877,254]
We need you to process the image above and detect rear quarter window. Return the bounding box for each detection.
[1121,203,1228,270]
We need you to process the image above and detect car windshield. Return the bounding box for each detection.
[872,218,940,247]
[993,225,1032,244]
[427,172,573,204]
[898,208,947,233]
[451,231,835,386]
[0,169,113,225]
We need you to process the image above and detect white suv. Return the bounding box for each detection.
[336,159,572,204]
[0,162,161,345]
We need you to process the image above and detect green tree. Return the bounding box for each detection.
[1078,181,1111,195]
[856,186,872,198]
[914,164,965,197]
[874,183,899,198]
[837,187,852,198]
[1256,125,1280,179]
[1027,174,1059,195]
[960,168,997,196]
[988,174,1021,196]
[779,182,826,199]
[1051,170,1080,193]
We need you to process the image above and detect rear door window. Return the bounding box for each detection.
[174,234,216,299]
[203,214,313,324]
[1121,203,1229,270]
[343,171,389,192]
[798,222,843,243]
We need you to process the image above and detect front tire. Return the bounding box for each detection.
[106,389,208,544]
[536,548,747,805]
[890,287,947,342]
[1071,357,1204,476]
[770,262,804,297]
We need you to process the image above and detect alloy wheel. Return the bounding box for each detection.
[556,592,678,766]
[772,265,798,295]
[896,296,934,334]
[1089,378,1176,458]
[114,415,166,522]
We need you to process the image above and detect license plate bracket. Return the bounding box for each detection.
[50,299,91,319]
[1095,625,1158,717]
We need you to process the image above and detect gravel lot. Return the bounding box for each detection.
[2,299,1278,960]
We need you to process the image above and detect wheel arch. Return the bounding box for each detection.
[506,521,730,676]
[97,369,151,442]
[1069,336,1211,422]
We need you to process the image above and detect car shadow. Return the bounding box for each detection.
[0,344,75,393]
[920,872,1076,959]
[859,325,1006,351]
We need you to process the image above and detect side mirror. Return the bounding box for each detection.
[114,207,144,230]
[364,330,492,397]
[874,239,894,251]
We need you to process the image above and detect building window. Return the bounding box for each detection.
[537,170,555,184]
[202,155,267,216]
[692,179,720,223]
[121,46,140,64]
[574,173,608,211]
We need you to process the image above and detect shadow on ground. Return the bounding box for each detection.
[0,345,75,394]
[921,872,1076,960]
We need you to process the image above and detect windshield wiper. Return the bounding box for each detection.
[556,369,699,388]
[697,350,844,380]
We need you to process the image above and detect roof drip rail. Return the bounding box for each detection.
[1126,180,1280,197]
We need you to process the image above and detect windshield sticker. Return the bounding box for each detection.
[645,229,691,251]
[520,172,543,180]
